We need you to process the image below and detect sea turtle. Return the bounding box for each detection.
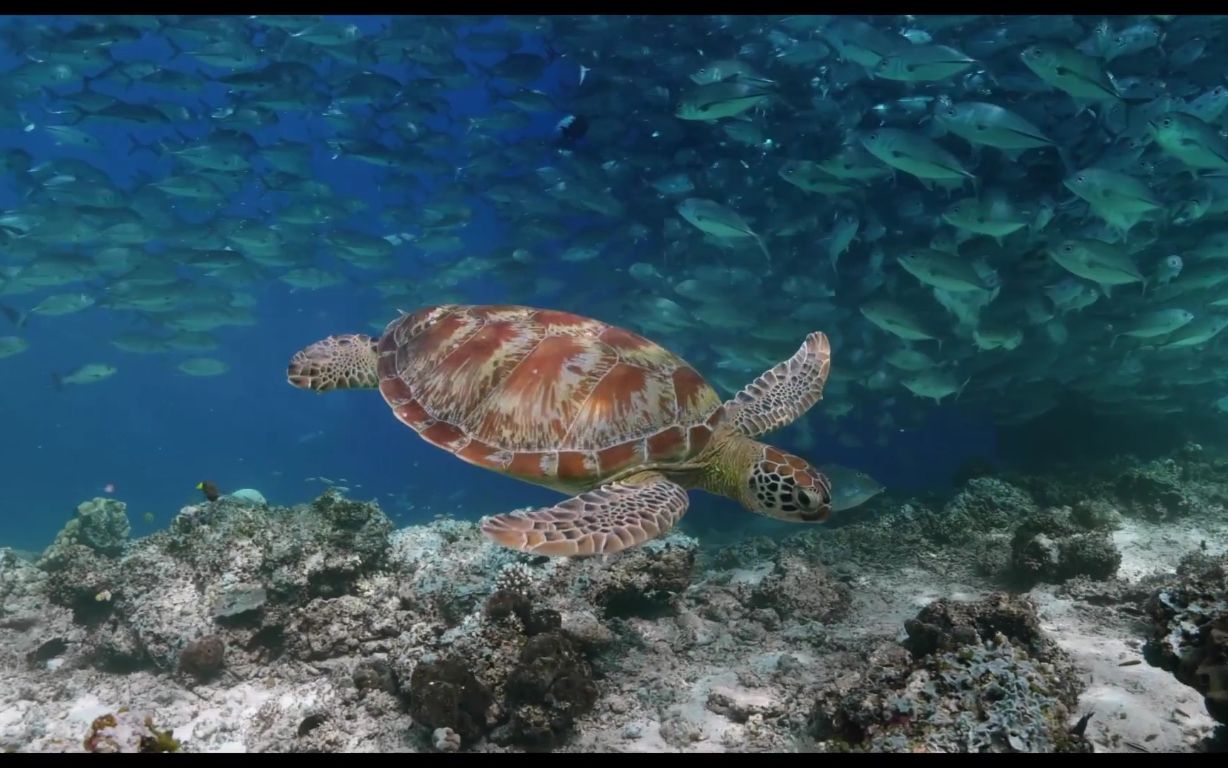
[286,304,834,557]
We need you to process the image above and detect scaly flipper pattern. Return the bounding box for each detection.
[479,471,688,557]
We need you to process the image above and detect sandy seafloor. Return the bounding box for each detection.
[0,459,1225,754]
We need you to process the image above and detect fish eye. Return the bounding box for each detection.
[868,132,878,140]
[945,108,957,117]
[1075,174,1085,183]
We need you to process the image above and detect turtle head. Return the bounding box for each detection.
[743,444,832,523]
[287,334,380,392]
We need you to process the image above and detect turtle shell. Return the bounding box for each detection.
[376,304,724,491]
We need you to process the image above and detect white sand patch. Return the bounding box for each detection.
[1034,588,1216,752]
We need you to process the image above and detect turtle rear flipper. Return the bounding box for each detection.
[479,471,688,557]
[723,331,832,438]
[287,334,380,392]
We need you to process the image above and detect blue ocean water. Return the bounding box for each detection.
[0,15,999,552]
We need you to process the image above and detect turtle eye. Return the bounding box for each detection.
[797,489,812,507]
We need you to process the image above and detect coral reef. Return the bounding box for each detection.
[1007,507,1121,587]
[82,711,180,753]
[581,535,697,619]
[1115,460,1197,521]
[46,498,132,558]
[2,443,1226,753]
[927,478,1038,545]
[407,657,496,745]
[35,498,132,622]
[1004,443,1228,524]
[499,633,598,749]
[811,594,1089,753]
[1143,553,1228,725]
[902,592,1056,661]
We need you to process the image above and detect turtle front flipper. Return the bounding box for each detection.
[479,471,689,557]
[287,334,380,392]
[722,331,832,438]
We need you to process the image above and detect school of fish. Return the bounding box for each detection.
[2,14,1228,452]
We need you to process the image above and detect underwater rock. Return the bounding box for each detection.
[38,544,119,621]
[285,593,404,661]
[903,592,1055,662]
[750,551,851,625]
[815,594,1088,753]
[1069,499,1123,531]
[407,656,496,744]
[1008,507,1121,586]
[483,588,560,636]
[502,632,598,750]
[558,609,616,654]
[19,491,398,676]
[167,490,392,601]
[813,640,1088,753]
[1143,553,1228,725]
[706,685,784,723]
[1114,459,1196,521]
[36,499,133,621]
[178,633,225,682]
[78,619,147,674]
[706,536,779,571]
[353,658,398,696]
[930,478,1039,544]
[584,533,697,619]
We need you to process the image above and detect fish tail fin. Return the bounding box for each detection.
[754,234,771,265]
[0,305,27,328]
[164,35,184,59]
[82,63,120,92]
[1054,142,1076,176]
[134,133,167,157]
[955,376,972,402]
